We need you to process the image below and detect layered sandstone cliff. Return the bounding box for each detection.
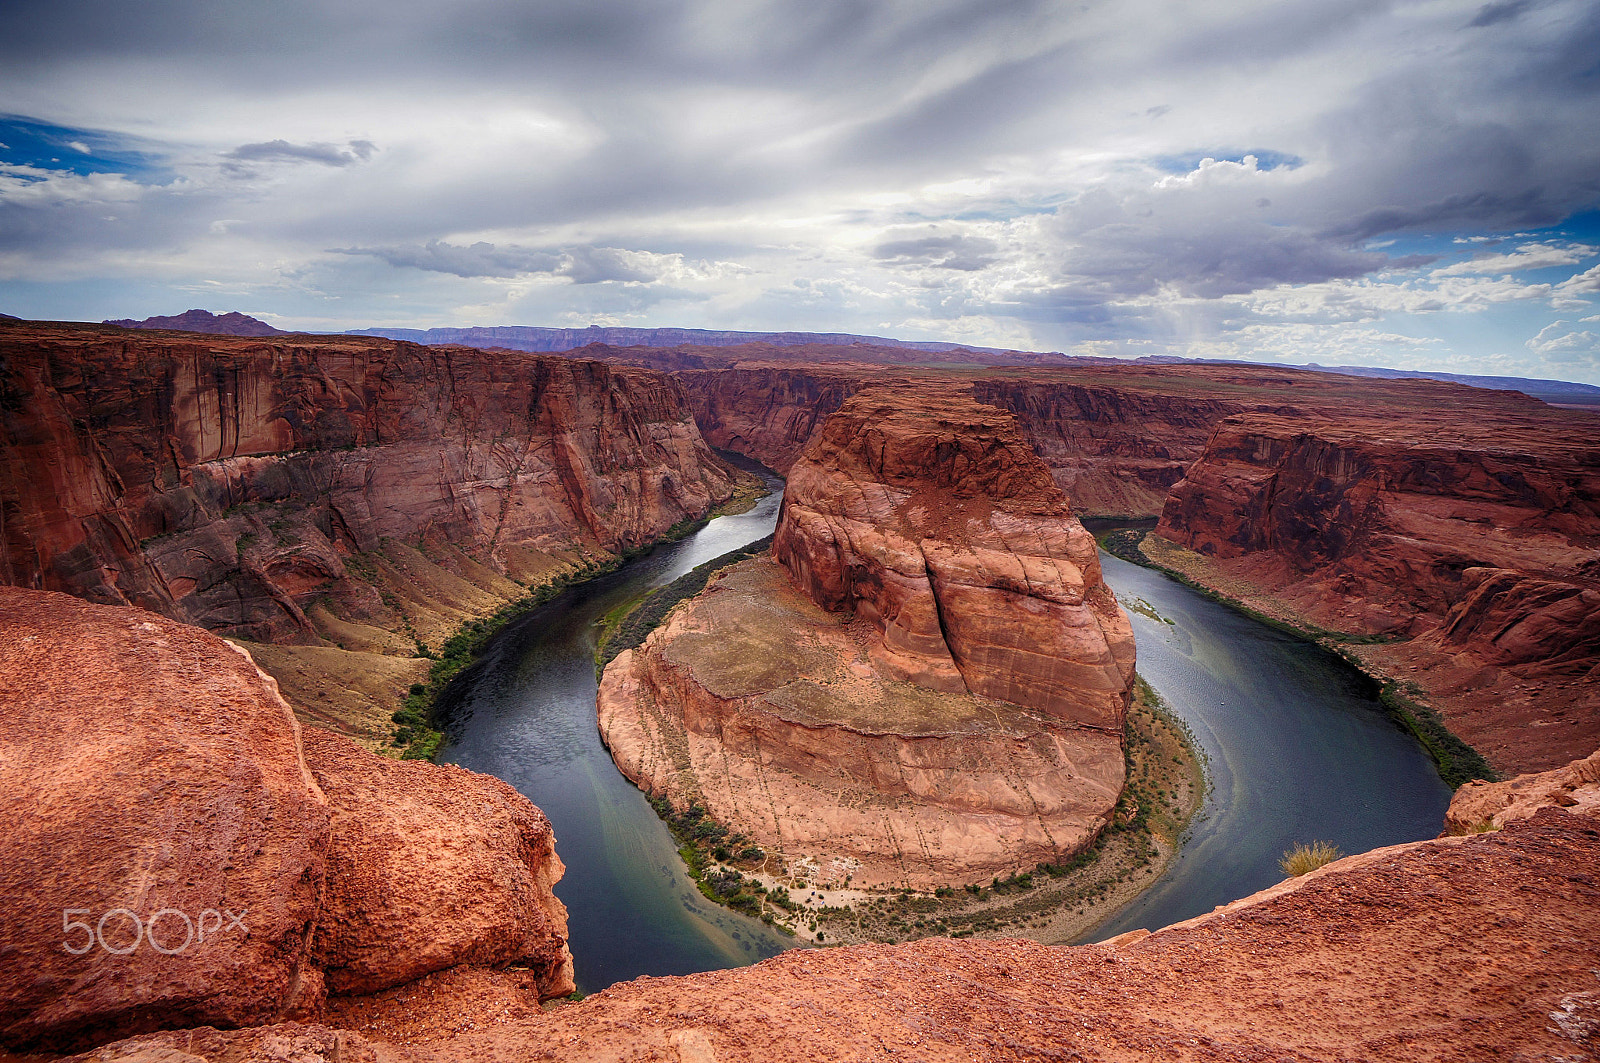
[1155,402,1600,772]
[0,319,741,741]
[0,587,573,1053]
[599,385,1134,888]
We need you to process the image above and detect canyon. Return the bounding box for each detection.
[3,316,1598,1060]
[593,350,1599,777]
[599,385,1135,889]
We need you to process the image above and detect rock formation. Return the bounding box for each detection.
[773,385,1135,725]
[103,310,286,336]
[1445,747,1600,831]
[599,385,1134,888]
[302,728,574,999]
[63,797,1600,1062]
[1155,401,1600,772]
[0,587,572,1053]
[0,319,741,741]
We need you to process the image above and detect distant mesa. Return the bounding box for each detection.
[103,309,285,337]
[347,322,1072,366]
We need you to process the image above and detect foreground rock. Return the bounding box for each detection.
[1446,747,1600,831]
[302,729,575,999]
[0,589,330,1050]
[70,803,1600,1062]
[600,385,1133,889]
[0,588,571,1053]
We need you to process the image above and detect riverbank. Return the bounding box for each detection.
[640,675,1205,946]
[1100,527,1496,788]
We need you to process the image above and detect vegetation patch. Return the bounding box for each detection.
[1280,840,1342,877]
[595,534,774,674]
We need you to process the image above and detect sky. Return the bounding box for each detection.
[2,0,1599,382]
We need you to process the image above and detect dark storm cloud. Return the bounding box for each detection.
[1468,0,1533,27]
[222,139,377,176]
[224,139,376,168]
[874,232,1000,272]
[335,241,660,284]
[335,241,562,278]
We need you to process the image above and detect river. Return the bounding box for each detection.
[438,485,1452,990]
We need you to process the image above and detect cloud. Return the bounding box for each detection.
[336,240,562,278]
[873,230,1000,271]
[2,0,1599,381]
[221,139,376,175]
[1468,0,1533,27]
[1434,241,1597,276]
[335,240,667,284]
[1526,320,1599,363]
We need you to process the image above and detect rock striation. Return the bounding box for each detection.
[0,587,573,1053]
[0,319,741,743]
[773,385,1135,726]
[599,385,1134,888]
[0,321,738,643]
[1155,402,1600,772]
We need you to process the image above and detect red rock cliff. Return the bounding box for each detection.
[599,384,1134,889]
[773,384,1135,727]
[0,320,738,644]
[1156,400,1600,772]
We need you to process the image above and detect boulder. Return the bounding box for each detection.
[302,728,574,998]
[0,588,330,1051]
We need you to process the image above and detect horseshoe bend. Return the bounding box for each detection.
[0,319,1597,1062]
[599,384,1137,891]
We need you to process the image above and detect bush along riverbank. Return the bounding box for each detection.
[1096,526,1497,789]
[641,676,1206,946]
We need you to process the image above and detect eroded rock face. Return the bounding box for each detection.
[0,321,737,644]
[302,729,574,999]
[773,385,1135,728]
[1445,748,1600,831]
[0,588,330,1051]
[600,385,1133,887]
[599,559,1126,888]
[1156,405,1600,771]
[0,587,574,1053]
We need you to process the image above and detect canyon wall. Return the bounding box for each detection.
[1155,403,1600,772]
[600,384,1134,888]
[0,320,742,741]
[0,587,572,1053]
[0,321,738,640]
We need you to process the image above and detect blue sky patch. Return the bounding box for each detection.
[0,114,167,181]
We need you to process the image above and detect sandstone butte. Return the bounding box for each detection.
[599,384,1135,889]
[43,743,1600,1062]
[571,348,1598,778]
[0,587,573,1054]
[0,319,745,744]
